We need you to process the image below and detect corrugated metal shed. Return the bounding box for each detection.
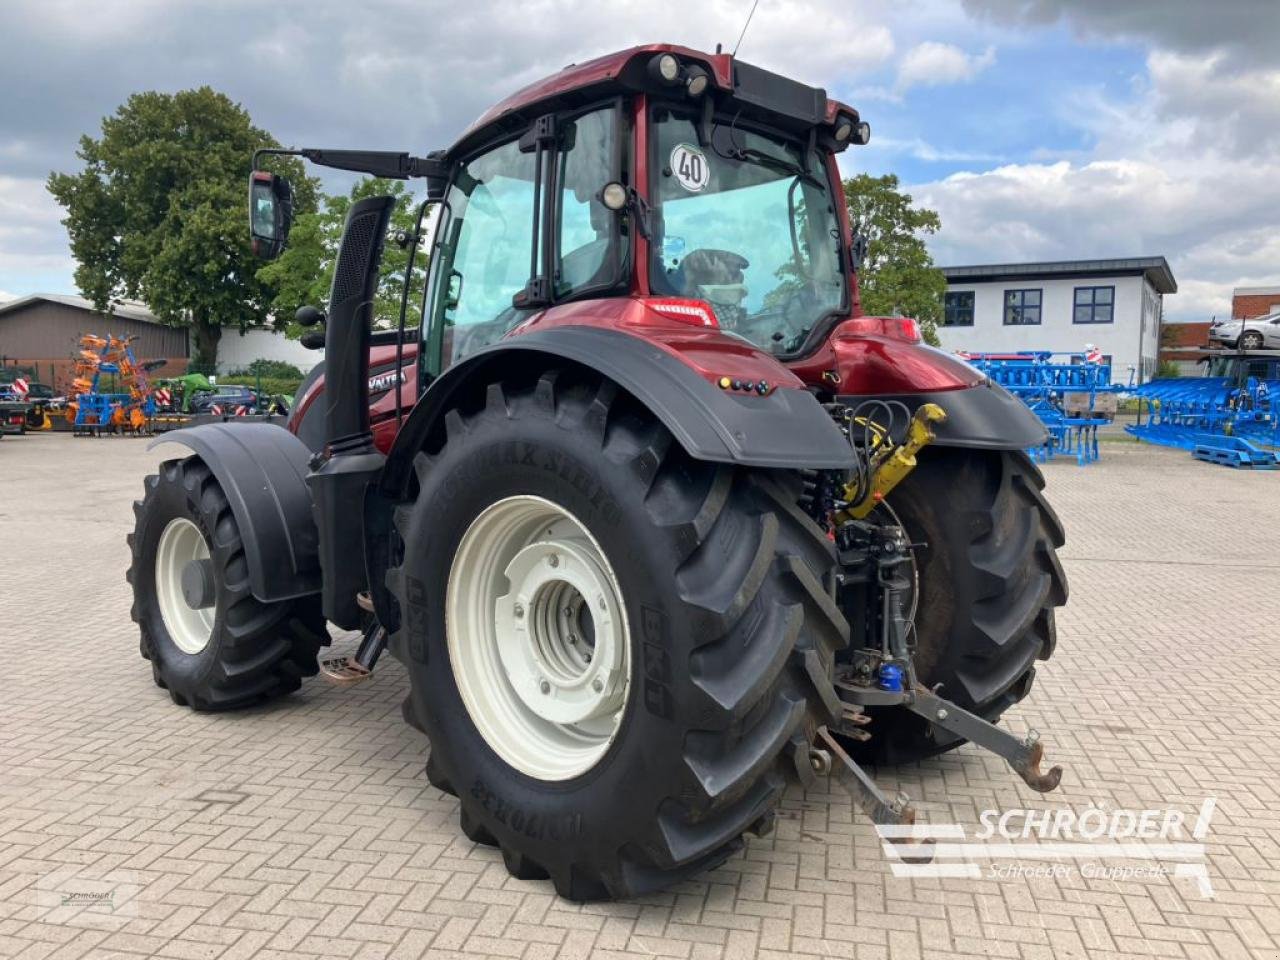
[0,294,189,360]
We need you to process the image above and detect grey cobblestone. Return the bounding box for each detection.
[1,433,1277,958]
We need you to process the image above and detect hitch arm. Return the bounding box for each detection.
[908,686,1063,792]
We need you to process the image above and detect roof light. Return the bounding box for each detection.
[834,118,854,142]
[854,121,871,145]
[684,65,710,97]
[649,53,681,85]
[644,297,719,328]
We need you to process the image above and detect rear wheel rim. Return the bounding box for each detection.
[155,517,215,655]
[446,495,631,781]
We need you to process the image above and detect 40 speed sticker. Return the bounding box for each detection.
[670,142,710,192]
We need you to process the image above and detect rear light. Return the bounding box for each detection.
[840,316,922,343]
[643,297,719,328]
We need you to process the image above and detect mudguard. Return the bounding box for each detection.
[381,326,856,497]
[150,422,321,603]
[838,381,1048,450]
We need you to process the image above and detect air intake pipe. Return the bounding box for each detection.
[307,195,395,628]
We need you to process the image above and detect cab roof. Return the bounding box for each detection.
[449,43,860,160]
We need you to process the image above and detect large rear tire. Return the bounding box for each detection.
[388,369,848,900]
[127,457,329,710]
[853,447,1067,764]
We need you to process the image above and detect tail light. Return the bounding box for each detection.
[840,316,922,343]
[643,297,719,328]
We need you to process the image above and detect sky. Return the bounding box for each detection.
[1,0,1278,323]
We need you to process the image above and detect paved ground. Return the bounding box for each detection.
[1,431,1278,960]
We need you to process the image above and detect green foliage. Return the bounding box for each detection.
[843,173,947,346]
[227,359,304,380]
[1156,359,1181,379]
[47,87,317,369]
[257,178,429,337]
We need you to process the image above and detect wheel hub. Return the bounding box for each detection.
[494,538,625,726]
[446,495,632,781]
[155,517,215,655]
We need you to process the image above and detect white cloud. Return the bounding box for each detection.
[896,41,995,92]
[913,50,1280,322]
[961,0,1280,64]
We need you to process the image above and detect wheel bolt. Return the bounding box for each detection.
[514,603,525,619]
[548,554,560,568]
[539,679,551,695]
[592,677,604,693]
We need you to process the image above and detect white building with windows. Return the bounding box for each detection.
[935,257,1177,384]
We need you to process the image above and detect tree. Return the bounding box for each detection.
[843,173,947,346]
[47,88,315,369]
[256,178,429,337]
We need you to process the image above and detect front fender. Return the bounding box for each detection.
[150,422,321,603]
[382,326,855,497]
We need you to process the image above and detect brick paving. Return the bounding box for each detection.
[1,431,1277,960]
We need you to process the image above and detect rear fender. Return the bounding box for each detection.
[834,383,1048,451]
[380,326,855,498]
[150,422,321,603]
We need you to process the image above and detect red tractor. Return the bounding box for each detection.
[128,45,1066,900]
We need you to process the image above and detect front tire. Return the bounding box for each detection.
[127,457,329,709]
[1240,332,1264,350]
[389,370,848,900]
[853,447,1067,764]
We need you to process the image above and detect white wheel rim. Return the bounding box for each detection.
[155,517,215,655]
[446,495,631,781]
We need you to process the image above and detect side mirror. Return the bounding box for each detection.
[249,171,294,260]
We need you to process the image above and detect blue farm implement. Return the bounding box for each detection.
[1125,352,1280,467]
[68,334,159,436]
[960,351,1125,465]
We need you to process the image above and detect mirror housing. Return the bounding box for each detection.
[249,171,294,259]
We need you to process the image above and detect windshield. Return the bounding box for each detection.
[649,108,846,354]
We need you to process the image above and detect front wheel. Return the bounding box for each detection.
[127,457,329,709]
[1240,332,1265,350]
[389,369,848,900]
[851,447,1067,764]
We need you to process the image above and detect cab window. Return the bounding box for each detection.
[426,105,622,373]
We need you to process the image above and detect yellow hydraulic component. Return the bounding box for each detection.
[838,402,948,521]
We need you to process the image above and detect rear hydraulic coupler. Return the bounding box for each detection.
[838,402,946,521]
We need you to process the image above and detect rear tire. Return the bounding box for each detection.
[388,369,847,900]
[127,457,329,710]
[852,447,1067,764]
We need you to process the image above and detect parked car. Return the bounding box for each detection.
[1209,311,1280,349]
[189,384,259,414]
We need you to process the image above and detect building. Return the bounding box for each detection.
[0,293,318,392]
[1231,286,1280,320]
[216,328,318,376]
[0,294,189,393]
[936,257,1177,383]
[1158,320,1212,376]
